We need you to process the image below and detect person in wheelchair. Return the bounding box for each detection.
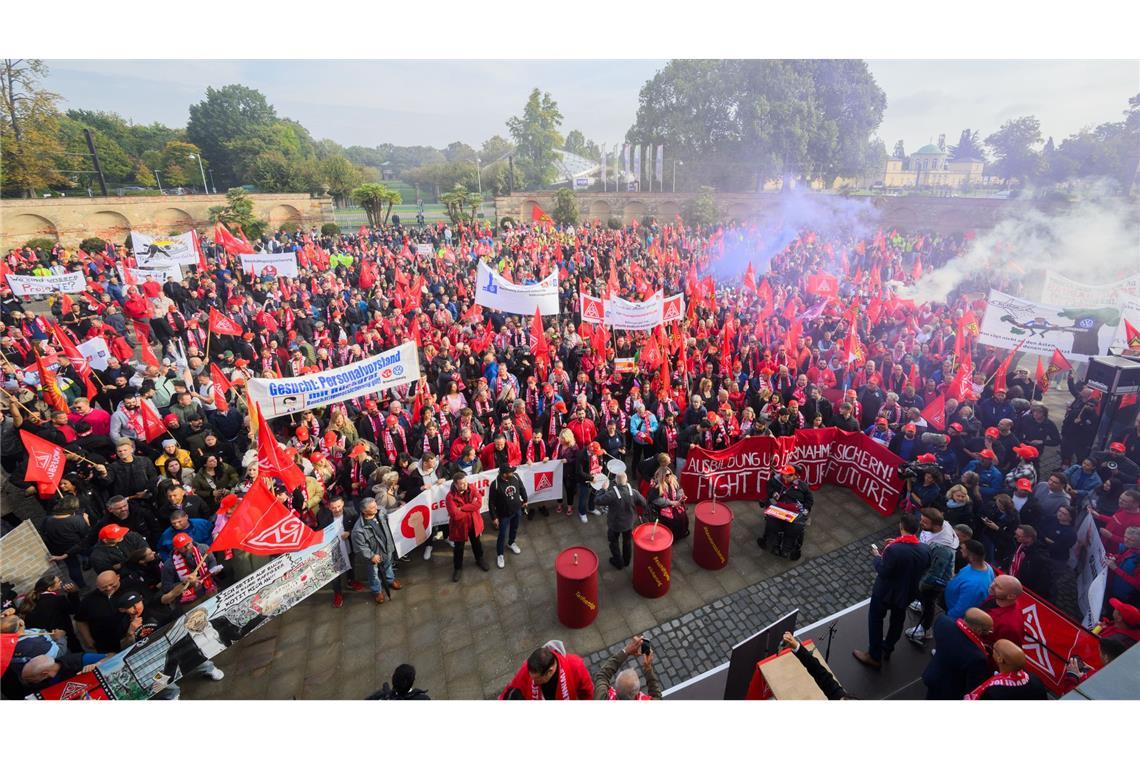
[758,465,814,560]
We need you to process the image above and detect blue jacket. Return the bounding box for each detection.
[157,518,215,562]
[630,412,659,442]
[1063,464,1102,501]
[871,538,931,608]
[965,461,1004,499]
[944,563,995,619]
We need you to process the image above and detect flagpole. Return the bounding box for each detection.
[1,387,39,417]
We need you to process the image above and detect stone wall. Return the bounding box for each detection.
[494,191,1068,236]
[1,193,334,249]
[0,521,61,594]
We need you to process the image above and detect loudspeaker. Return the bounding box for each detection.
[1085,355,1140,394]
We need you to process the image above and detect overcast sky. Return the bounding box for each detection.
[43,60,1138,156]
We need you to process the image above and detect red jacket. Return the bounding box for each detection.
[567,417,598,448]
[446,484,484,542]
[499,649,594,700]
[479,441,521,471]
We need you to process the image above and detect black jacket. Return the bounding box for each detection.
[597,483,647,533]
[488,474,528,519]
[871,538,931,608]
[922,615,992,700]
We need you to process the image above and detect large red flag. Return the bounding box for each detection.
[743,262,758,294]
[920,394,947,430]
[208,307,243,336]
[255,404,305,491]
[139,401,168,442]
[1047,348,1073,376]
[33,350,69,413]
[214,222,254,254]
[1125,319,1140,350]
[50,322,97,399]
[529,306,550,364]
[992,339,1026,395]
[210,364,232,394]
[133,321,158,366]
[805,272,839,298]
[19,430,66,491]
[209,479,321,555]
[1035,356,1049,393]
[192,229,208,271]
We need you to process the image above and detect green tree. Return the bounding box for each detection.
[444,141,478,163]
[208,188,257,232]
[157,140,206,189]
[187,84,278,188]
[1,59,67,197]
[479,134,514,163]
[481,161,524,197]
[320,155,364,207]
[683,186,720,227]
[439,184,482,226]
[551,188,580,226]
[57,115,133,187]
[351,183,401,227]
[506,89,564,189]
[985,116,1043,187]
[947,129,986,162]
[563,130,588,157]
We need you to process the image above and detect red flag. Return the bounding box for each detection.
[806,272,838,298]
[949,363,975,402]
[529,306,549,361]
[1035,356,1049,393]
[19,430,66,490]
[133,321,158,366]
[81,291,105,314]
[208,307,243,336]
[33,351,68,413]
[1048,348,1072,376]
[1,632,20,679]
[192,229,208,271]
[32,669,109,700]
[212,384,230,413]
[907,362,920,391]
[256,404,305,491]
[1125,319,1140,350]
[210,364,232,394]
[140,401,168,442]
[531,204,551,223]
[743,262,758,294]
[992,339,1026,395]
[920,394,946,430]
[912,256,922,280]
[209,479,321,555]
[213,222,254,254]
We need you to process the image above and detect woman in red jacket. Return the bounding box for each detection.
[446,471,488,582]
[499,641,594,700]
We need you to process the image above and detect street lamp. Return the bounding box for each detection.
[208,168,216,194]
[672,159,683,193]
[189,153,209,194]
[154,169,163,194]
[475,157,483,221]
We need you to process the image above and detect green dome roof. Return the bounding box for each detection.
[914,144,945,155]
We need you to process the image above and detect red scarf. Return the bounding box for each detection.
[1010,544,1026,576]
[963,669,1029,700]
[527,439,547,463]
[605,687,652,701]
[530,664,570,701]
[173,544,217,604]
[955,618,990,656]
[663,424,678,455]
[382,424,407,463]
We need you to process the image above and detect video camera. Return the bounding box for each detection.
[897,462,942,481]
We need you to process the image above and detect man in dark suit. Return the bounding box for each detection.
[922,607,995,699]
[854,513,932,669]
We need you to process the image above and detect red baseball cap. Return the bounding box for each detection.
[978,449,996,460]
[780,465,797,476]
[220,493,239,512]
[350,443,367,457]
[916,453,936,464]
[173,532,193,550]
[949,422,964,432]
[1109,598,1140,627]
[163,413,178,425]
[876,417,888,425]
[295,426,309,440]
[1014,445,1039,460]
[98,524,129,542]
[1109,442,1126,453]
[903,423,917,433]
[365,400,379,411]
[985,427,1000,438]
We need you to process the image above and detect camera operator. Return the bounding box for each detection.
[593,635,661,700]
[758,465,813,560]
[900,454,944,512]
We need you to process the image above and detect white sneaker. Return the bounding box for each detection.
[590,508,602,516]
[905,625,929,640]
[207,667,225,681]
[908,600,923,613]
[580,514,588,524]
[445,540,455,548]
[508,543,521,555]
[423,544,433,560]
[496,555,505,569]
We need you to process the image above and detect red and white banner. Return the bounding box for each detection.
[579,291,685,331]
[1017,588,1102,696]
[387,460,563,557]
[679,428,905,516]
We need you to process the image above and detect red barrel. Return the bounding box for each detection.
[632,523,674,598]
[555,546,599,628]
[693,500,733,570]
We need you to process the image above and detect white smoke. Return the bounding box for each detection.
[906,180,1140,304]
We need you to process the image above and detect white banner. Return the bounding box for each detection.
[247,341,420,418]
[386,460,563,557]
[1040,272,1140,307]
[415,243,434,257]
[5,272,86,295]
[474,261,559,316]
[1072,512,1108,629]
[239,252,299,279]
[131,231,198,266]
[978,289,1123,360]
[77,336,111,372]
[119,264,182,284]
[579,291,684,330]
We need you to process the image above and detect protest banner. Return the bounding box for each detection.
[239,251,299,278]
[131,231,199,266]
[679,428,905,516]
[5,272,86,295]
[247,341,420,418]
[1018,588,1102,697]
[119,264,182,284]
[579,291,684,330]
[415,243,434,256]
[978,289,1122,360]
[70,336,110,372]
[1040,271,1140,307]
[1072,511,1108,629]
[387,461,564,557]
[35,526,348,700]
[475,261,559,315]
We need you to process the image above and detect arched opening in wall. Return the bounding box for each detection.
[622,201,647,224]
[521,200,542,222]
[5,213,59,246]
[85,211,132,245]
[587,200,611,223]
[656,201,681,220]
[266,204,303,229]
[154,208,195,234]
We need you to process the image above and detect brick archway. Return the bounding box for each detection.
[85,210,132,243]
[154,207,195,234]
[5,213,59,245]
[266,204,303,228]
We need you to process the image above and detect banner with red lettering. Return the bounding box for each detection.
[1018,588,1102,696]
[679,428,905,516]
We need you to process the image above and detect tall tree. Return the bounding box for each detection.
[444,141,478,164]
[985,116,1043,187]
[187,84,278,188]
[506,89,564,189]
[351,183,401,226]
[0,59,67,197]
[479,134,514,164]
[947,129,986,162]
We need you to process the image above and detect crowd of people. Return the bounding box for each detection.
[1,213,1138,700]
